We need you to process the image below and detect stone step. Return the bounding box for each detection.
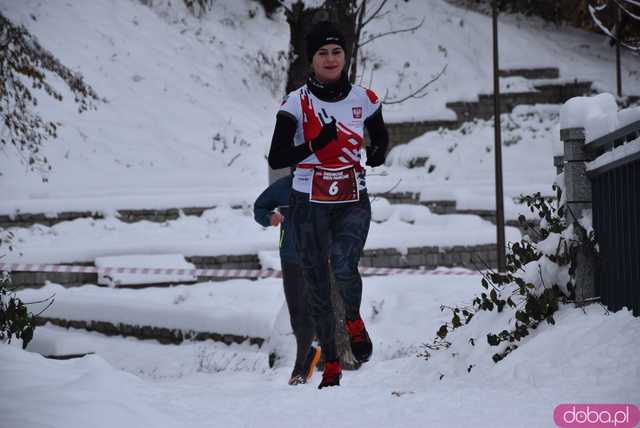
[498,67,560,79]
[385,80,592,151]
[370,194,541,236]
[0,204,242,229]
[35,316,265,347]
[446,80,593,122]
[11,243,496,288]
[369,193,458,214]
[384,120,459,152]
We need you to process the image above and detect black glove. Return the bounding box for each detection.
[309,118,337,152]
[366,145,386,167]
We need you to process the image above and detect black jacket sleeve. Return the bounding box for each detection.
[267,113,313,170]
[364,107,389,163]
[253,186,277,228]
[253,176,291,227]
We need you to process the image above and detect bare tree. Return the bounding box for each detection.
[589,0,640,51]
[277,1,445,107]
[382,64,448,105]
[278,0,359,93]
[0,13,100,179]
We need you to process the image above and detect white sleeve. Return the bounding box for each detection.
[277,91,301,124]
[362,87,381,120]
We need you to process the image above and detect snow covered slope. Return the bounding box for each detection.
[0,0,288,204]
[2,0,640,211]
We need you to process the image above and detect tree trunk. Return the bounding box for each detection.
[330,271,360,370]
[283,0,358,93]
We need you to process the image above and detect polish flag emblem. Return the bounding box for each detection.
[352,107,363,119]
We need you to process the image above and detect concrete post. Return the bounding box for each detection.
[560,127,596,303]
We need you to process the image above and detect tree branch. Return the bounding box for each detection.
[350,0,367,82]
[33,297,55,318]
[382,64,447,105]
[361,0,388,28]
[621,0,640,7]
[276,0,293,16]
[615,0,640,21]
[589,3,640,50]
[358,17,425,48]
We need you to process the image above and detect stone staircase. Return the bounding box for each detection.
[5,67,622,289]
[12,243,498,289]
[375,67,601,227]
[2,68,586,231]
[445,80,592,124]
[385,67,594,152]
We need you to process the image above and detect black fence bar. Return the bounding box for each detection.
[591,158,640,316]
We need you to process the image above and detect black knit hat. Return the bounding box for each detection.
[305,21,347,62]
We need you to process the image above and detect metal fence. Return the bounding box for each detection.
[586,120,640,316]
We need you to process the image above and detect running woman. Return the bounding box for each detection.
[267,21,389,389]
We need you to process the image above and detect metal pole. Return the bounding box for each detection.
[492,0,506,273]
[616,4,622,97]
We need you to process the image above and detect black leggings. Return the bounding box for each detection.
[289,190,371,361]
[281,262,315,374]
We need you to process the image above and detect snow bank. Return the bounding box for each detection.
[95,254,196,286]
[24,326,269,379]
[371,197,394,223]
[0,345,183,428]
[560,93,640,142]
[17,280,284,339]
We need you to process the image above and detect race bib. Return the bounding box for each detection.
[310,165,359,204]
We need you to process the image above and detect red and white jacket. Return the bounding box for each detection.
[278,84,381,194]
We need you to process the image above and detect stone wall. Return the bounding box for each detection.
[499,67,559,79]
[359,244,497,270]
[385,120,459,151]
[0,211,102,228]
[0,205,233,228]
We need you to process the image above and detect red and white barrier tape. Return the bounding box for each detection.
[0,263,479,278]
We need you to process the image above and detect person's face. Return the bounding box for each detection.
[311,43,345,83]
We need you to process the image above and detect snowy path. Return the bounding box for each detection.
[4,274,639,427]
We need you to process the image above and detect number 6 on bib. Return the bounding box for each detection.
[329,181,339,196]
[310,165,359,203]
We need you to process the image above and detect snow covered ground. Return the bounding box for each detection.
[3,273,639,427]
[2,1,639,426]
